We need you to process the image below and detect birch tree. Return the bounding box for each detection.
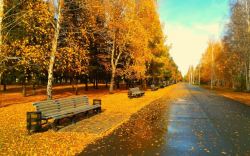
[227,0,250,90]
[104,0,139,93]
[47,0,62,99]
[242,0,250,90]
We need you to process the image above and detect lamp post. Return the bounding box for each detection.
[211,44,214,90]
[199,64,201,86]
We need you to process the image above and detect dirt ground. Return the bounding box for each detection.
[0,83,178,155]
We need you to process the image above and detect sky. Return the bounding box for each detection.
[158,0,230,75]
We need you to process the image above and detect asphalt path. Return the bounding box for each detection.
[80,84,250,156]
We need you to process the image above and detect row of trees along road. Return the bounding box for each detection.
[185,0,250,92]
[0,0,182,99]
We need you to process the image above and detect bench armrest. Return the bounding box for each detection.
[93,99,101,105]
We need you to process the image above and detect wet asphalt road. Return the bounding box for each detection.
[80,84,250,156]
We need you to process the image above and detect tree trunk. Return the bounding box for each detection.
[0,0,4,92]
[3,83,6,91]
[105,77,108,88]
[92,79,95,89]
[75,78,78,95]
[70,77,73,85]
[116,78,120,89]
[109,69,115,94]
[0,73,6,91]
[248,60,250,91]
[95,76,98,89]
[47,0,62,100]
[32,84,36,95]
[246,62,250,91]
[0,73,2,91]
[0,0,3,47]
[60,78,62,84]
[85,78,88,91]
[232,78,235,90]
[105,79,108,88]
[22,83,26,97]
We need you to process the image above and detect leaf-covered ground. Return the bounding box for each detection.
[216,91,250,106]
[0,84,115,108]
[0,84,177,155]
[202,86,250,106]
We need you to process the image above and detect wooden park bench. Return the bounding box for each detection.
[150,84,159,91]
[159,81,167,88]
[128,87,145,98]
[27,96,101,132]
[159,83,165,88]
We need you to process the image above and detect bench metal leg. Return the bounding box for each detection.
[51,119,59,131]
[71,115,76,124]
[95,107,101,113]
[85,111,89,118]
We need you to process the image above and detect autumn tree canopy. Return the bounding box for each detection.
[186,0,250,91]
[1,0,181,97]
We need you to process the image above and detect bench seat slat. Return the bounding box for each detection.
[39,104,89,114]
[36,106,85,113]
[33,96,89,106]
[43,106,88,117]
[36,103,90,114]
[34,99,89,106]
[35,103,89,109]
[42,105,101,119]
[52,105,100,119]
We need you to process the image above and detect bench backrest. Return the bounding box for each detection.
[33,96,89,117]
[129,87,141,92]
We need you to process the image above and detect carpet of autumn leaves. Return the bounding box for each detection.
[216,91,250,106]
[0,84,113,108]
[0,84,177,155]
[202,86,250,107]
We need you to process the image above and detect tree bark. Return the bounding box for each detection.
[95,75,98,89]
[47,0,62,100]
[3,83,6,91]
[105,78,108,88]
[244,0,250,91]
[84,77,88,91]
[109,69,115,93]
[75,78,78,95]
[22,83,26,97]
[116,78,120,89]
[0,0,4,92]
[32,84,36,95]
[0,73,6,91]
[246,62,250,91]
[0,73,2,91]
[0,0,3,47]
[248,60,250,91]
